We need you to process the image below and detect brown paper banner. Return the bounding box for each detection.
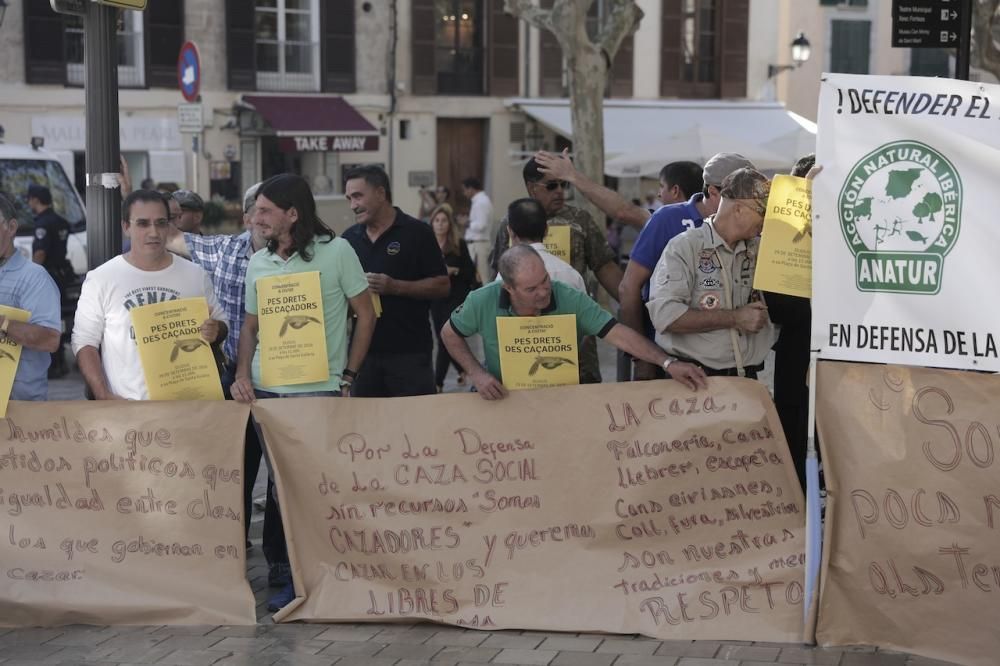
[0,401,256,626]
[253,379,806,640]
[816,361,999,666]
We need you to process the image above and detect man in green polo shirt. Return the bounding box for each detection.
[230,173,376,614]
[441,245,706,399]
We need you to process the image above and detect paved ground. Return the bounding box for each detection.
[10,346,954,666]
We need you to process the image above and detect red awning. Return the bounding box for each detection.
[242,95,378,137]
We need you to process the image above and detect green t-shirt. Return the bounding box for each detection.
[245,237,368,393]
[449,280,616,382]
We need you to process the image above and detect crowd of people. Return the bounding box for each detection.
[0,148,816,612]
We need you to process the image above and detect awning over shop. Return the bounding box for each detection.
[242,95,379,153]
[505,98,817,177]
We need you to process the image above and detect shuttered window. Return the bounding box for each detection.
[24,0,181,89]
[226,0,355,92]
[661,0,747,99]
[411,0,519,96]
[830,20,870,74]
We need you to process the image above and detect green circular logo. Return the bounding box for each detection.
[838,140,961,294]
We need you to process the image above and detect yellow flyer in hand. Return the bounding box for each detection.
[257,271,328,387]
[130,297,224,401]
[0,305,30,418]
[753,174,813,298]
[542,225,571,265]
[496,314,578,390]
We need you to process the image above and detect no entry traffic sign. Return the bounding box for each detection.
[177,41,201,103]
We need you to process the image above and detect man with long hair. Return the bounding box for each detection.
[230,173,376,612]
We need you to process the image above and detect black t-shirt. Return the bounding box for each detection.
[343,208,448,354]
[32,208,71,271]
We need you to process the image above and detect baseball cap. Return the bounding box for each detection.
[172,189,204,211]
[243,182,262,214]
[719,168,771,216]
[702,153,756,188]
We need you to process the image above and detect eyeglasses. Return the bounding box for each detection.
[541,181,571,192]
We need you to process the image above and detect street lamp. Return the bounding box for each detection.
[768,32,811,79]
[0,0,9,29]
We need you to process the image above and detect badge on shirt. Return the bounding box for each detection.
[34,228,46,240]
[700,277,722,288]
[698,250,716,274]
[699,292,722,310]
[387,241,401,256]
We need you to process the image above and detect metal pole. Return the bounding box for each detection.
[84,1,122,269]
[955,0,973,81]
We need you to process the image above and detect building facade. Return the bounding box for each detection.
[0,0,842,232]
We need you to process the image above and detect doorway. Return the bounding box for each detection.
[436,118,486,215]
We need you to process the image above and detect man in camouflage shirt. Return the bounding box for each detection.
[488,158,622,383]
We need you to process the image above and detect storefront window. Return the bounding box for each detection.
[255,0,321,92]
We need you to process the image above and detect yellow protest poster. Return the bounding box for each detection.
[753,174,813,298]
[371,292,382,318]
[130,297,224,401]
[496,314,578,389]
[542,225,571,265]
[0,306,30,418]
[257,271,328,387]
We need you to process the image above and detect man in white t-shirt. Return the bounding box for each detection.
[494,198,586,292]
[72,190,227,400]
[462,176,494,283]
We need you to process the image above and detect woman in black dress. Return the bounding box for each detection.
[429,204,479,391]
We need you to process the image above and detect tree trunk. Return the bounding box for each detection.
[505,0,643,224]
[567,44,608,224]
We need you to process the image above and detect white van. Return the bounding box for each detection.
[0,143,88,275]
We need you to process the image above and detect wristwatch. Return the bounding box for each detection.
[661,357,675,373]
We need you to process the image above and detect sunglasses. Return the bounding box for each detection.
[540,180,571,192]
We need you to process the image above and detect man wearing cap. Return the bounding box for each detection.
[621,153,755,380]
[172,189,205,234]
[27,183,74,378]
[646,168,777,379]
[0,192,62,400]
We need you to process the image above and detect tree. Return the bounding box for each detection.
[504,0,643,221]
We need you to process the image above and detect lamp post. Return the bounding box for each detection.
[768,32,811,79]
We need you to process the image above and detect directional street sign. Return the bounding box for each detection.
[891,0,965,48]
[177,41,201,103]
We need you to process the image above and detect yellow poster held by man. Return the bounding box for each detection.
[753,174,813,298]
[542,225,571,265]
[497,314,578,389]
[257,271,328,387]
[130,297,224,401]
[0,305,30,417]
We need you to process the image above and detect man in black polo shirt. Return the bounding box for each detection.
[342,165,450,396]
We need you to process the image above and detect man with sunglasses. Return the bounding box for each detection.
[488,158,622,383]
[72,190,227,400]
[646,168,777,379]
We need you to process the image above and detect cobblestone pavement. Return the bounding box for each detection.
[9,346,957,666]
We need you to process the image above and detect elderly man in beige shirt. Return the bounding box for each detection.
[646,168,778,379]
